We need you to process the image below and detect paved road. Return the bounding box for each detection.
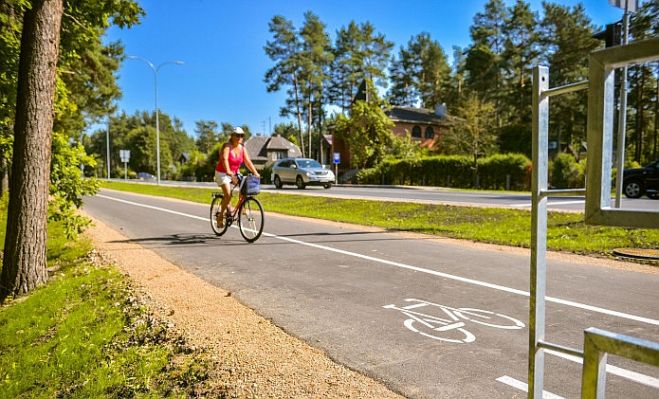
[84,189,659,398]
[116,179,659,212]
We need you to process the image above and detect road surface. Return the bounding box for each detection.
[84,189,659,398]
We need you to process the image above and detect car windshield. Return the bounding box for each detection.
[296,159,322,169]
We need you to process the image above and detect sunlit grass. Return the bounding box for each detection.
[100,181,659,258]
[0,198,210,398]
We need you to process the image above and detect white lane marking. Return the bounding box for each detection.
[496,375,565,398]
[545,349,659,389]
[510,200,585,208]
[96,193,659,328]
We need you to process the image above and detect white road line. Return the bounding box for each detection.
[545,349,659,389]
[96,193,659,328]
[496,375,565,398]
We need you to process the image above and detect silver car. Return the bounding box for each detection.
[272,158,335,189]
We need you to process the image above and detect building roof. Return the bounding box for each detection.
[386,106,451,125]
[244,135,302,161]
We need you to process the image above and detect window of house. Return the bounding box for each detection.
[275,151,287,160]
[412,125,422,138]
[424,127,434,139]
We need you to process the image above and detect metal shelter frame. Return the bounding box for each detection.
[528,37,659,399]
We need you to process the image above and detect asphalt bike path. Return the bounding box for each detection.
[83,189,659,398]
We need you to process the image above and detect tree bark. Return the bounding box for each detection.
[292,73,305,156]
[1,0,63,301]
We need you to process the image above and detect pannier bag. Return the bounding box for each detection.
[241,175,260,196]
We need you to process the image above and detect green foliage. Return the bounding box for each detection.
[330,21,393,112]
[550,153,586,189]
[273,122,300,145]
[0,0,144,241]
[357,153,531,190]
[334,96,396,168]
[440,94,498,161]
[0,223,209,397]
[49,132,99,239]
[388,32,451,109]
[85,111,195,179]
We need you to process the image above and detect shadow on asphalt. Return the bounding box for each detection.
[108,230,434,248]
[110,233,216,246]
[277,231,380,238]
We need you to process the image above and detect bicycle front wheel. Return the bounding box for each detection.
[210,195,229,236]
[238,197,264,243]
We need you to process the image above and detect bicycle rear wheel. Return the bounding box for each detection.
[238,197,264,243]
[210,195,229,236]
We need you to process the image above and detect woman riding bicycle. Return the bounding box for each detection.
[214,127,260,227]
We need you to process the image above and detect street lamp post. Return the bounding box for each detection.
[126,55,183,184]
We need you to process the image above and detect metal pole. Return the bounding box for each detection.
[106,117,111,180]
[127,56,183,185]
[124,162,127,180]
[528,66,549,399]
[614,5,630,207]
[154,69,160,185]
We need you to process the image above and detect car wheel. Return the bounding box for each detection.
[273,175,282,189]
[623,181,643,199]
[296,176,306,189]
[323,183,332,189]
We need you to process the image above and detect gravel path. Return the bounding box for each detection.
[84,212,405,399]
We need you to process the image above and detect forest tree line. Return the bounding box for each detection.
[84,0,659,180]
[263,0,659,168]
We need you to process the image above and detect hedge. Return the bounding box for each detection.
[356,153,532,190]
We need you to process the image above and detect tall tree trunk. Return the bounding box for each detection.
[654,67,658,161]
[1,0,63,301]
[0,158,8,197]
[292,73,305,156]
[307,98,312,159]
[634,66,645,162]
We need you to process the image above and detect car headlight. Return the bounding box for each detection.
[305,171,312,177]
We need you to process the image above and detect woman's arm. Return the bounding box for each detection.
[221,144,232,175]
[243,148,260,178]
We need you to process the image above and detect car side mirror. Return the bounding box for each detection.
[291,164,297,169]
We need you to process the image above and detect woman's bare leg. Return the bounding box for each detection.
[219,182,232,225]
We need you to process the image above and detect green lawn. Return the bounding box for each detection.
[101,181,659,258]
[0,198,210,398]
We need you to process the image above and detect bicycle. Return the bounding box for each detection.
[210,174,264,243]
[383,298,525,344]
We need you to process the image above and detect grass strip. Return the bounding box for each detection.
[100,181,658,258]
[0,199,210,398]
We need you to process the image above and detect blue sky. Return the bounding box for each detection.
[105,0,627,138]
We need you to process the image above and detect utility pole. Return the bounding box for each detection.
[106,117,111,179]
[611,0,636,207]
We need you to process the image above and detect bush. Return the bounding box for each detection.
[259,164,273,184]
[550,153,585,189]
[356,153,531,190]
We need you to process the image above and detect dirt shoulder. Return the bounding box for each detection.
[84,212,405,399]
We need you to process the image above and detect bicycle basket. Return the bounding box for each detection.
[241,175,260,196]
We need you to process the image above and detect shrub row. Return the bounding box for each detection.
[356,153,532,190]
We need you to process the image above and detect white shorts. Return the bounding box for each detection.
[214,171,232,186]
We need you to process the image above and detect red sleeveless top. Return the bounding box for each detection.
[216,144,244,174]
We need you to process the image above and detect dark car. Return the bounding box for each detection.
[136,172,157,181]
[623,160,659,199]
[272,158,335,189]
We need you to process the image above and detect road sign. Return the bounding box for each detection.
[608,0,637,12]
[333,152,340,165]
[119,149,130,163]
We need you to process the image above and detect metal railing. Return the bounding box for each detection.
[529,37,659,399]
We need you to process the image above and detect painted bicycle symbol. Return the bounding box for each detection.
[383,298,525,344]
